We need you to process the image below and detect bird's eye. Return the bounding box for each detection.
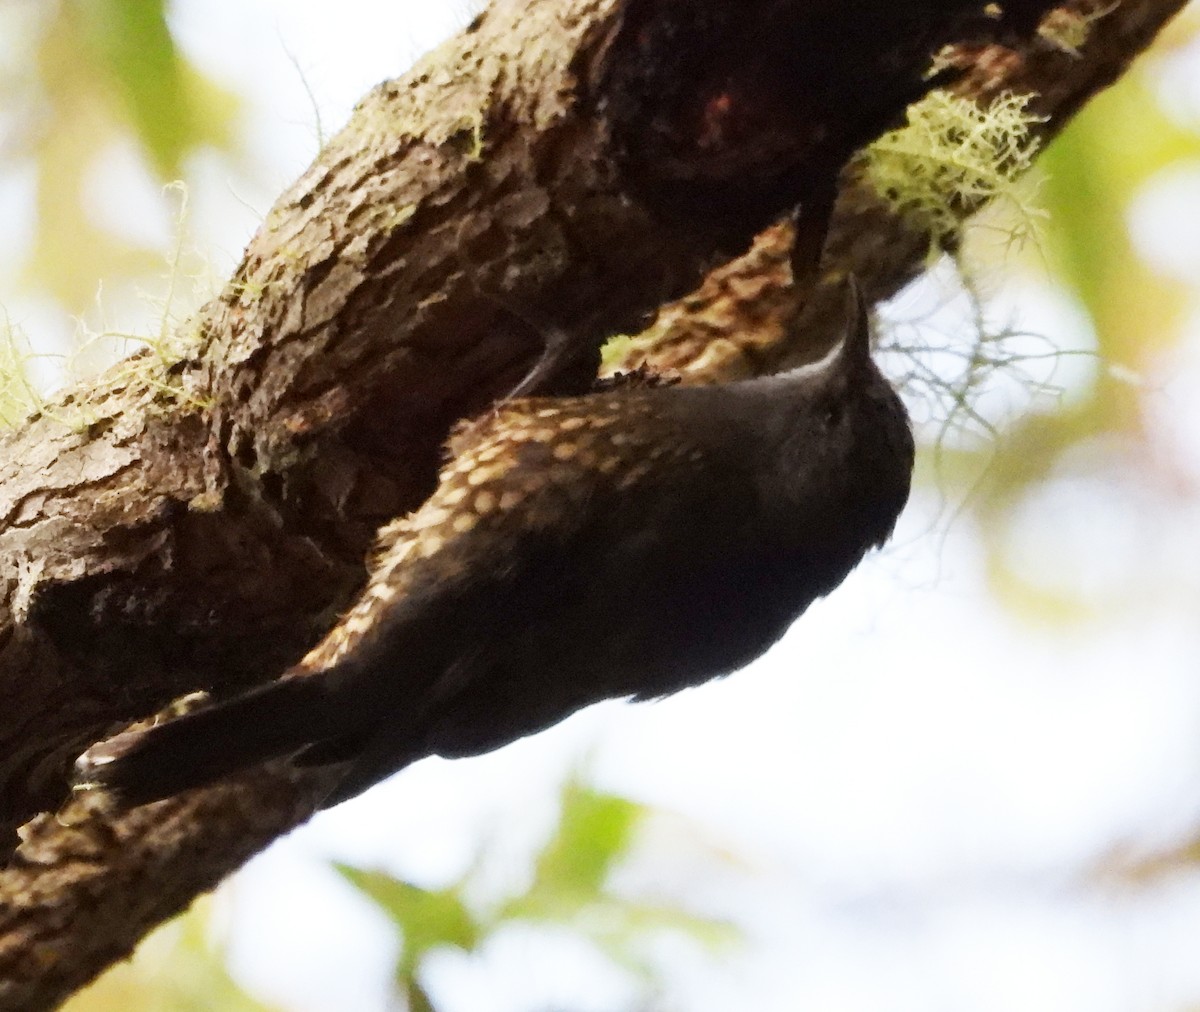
[823,404,842,428]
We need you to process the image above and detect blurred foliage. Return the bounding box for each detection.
[62,898,277,1012]
[339,777,736,1012]
[1096,830,1200,888]
[60,778,735,1012]
[985,52,1196,493]
[917,11,1200,623]
[6,0,1200,1007]
[1,0,238,311]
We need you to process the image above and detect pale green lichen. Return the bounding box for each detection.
[862,90,1048,257]
[1038,3,1117,57]
[1,182,213,431]
[68,184,213,415]
[599,333,637,367]
[0,316,45,428]
[451,109,487,161]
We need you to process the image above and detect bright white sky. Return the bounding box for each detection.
[13,2,1200,1009]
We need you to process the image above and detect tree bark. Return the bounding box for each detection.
[0,0,1186,1005]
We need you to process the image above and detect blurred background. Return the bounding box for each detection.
[3,1,1200,1009]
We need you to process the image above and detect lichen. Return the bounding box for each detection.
[0,183,213,431]
[862,90,1047,257]
[0,316,44,428]
[1038,3,1117,56]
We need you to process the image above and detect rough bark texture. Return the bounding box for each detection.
[0,0,1187,1005]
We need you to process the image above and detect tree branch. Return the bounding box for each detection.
[0,0,1186,1004]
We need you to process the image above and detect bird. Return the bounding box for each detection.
[75,278,914,809]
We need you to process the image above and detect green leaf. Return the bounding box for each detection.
[514,779,641,918]
[18,0,239,308]
[1039,71,1195,370]
[333,777,739,1005]
[73,0,190,176]
[335,864,482,980]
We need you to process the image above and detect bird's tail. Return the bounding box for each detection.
[74,675,354,808]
